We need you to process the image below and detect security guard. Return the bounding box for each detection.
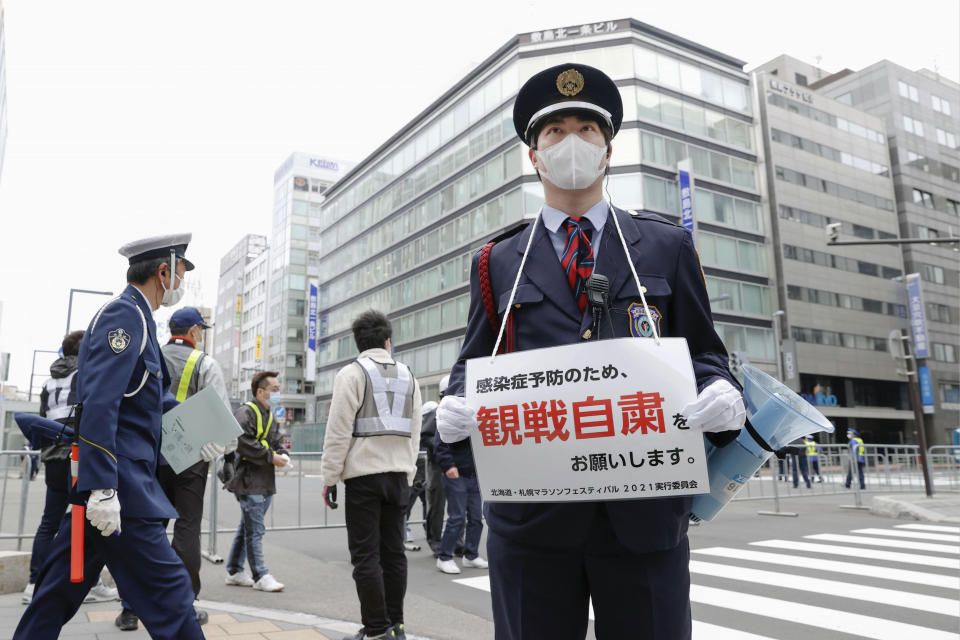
[845,428,866,489]
[115,306,235,630]
[803,434,823,482]
[437,64,744,640]
[15,234,204,640]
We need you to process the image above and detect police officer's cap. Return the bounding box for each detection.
[847,428,858,436]
[513,63,623,144]
[119,233,195,271]
[170,306,211,329]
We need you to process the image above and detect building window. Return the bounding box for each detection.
[898,80,919,102]
[932,343,958,363]
[795,73,808,86]
[920,264,945,284]
[947,199,960,216]
[917,226,940,239]
[903,115,925,137]
[912,188,934,208]
[941,383,960,404]
[935,128,957,148]
[927,303,953,324]
[932,95,952,115]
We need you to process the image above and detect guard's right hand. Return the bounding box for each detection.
[86,489,121,536]
[436,395,477,443]
[323,484,338,509]
[272,453,290,468]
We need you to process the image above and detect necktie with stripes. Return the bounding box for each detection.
[560,217,595,313]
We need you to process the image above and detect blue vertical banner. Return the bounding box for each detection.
[905,273,929,358]
[677,159,695,241]
[306,279,318,382]
[918,365,935,414]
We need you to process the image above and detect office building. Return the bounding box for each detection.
[813,61,959,445]
[755,56,913,443]
[313,19,771,419]
[214,234,267,399]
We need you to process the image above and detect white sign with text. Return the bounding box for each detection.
[466,338,708,502]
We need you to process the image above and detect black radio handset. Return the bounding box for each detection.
[584,274,615,339]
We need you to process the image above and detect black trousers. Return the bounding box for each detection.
[424,457,445,550]
[158,460,209,597]
[345,472,409,636]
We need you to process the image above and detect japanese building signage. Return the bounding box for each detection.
[466,338,708,502]
[520,20,627,44]
[305,279,318,383]
[677,159,695,237]
[768,78,814,104]
[905,273,929,359]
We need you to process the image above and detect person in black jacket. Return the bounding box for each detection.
[433,425,487,575]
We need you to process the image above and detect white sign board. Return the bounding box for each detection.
[466,338,708,502]
[161,386,243,474]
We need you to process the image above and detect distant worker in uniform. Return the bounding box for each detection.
[224,370,290,592]
[437,64,744,639]
[15,234,205,640]
[24,330,118,606]
[844,428,866,490]
[803,435,823,483]
[421,376,448,556]
[788,439,811,489]
[321,310,422,640]
[114,306,236,630]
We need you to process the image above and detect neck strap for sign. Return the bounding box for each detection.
[607,204,660,345]
[490,212,542,362]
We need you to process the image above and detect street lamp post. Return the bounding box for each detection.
[66,288,113,335]
[28,349,60,402]
[771,310,785,382]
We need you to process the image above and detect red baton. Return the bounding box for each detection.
[70,443,83,583]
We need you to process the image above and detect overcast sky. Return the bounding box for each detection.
[0,0,957,393]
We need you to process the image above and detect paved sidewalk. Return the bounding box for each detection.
[871,492,960,523]
[0,594,433,639]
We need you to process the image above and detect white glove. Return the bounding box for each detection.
[86,489,121,536]
[436,395,477,443]
[680,379,746,434]
[276,453,291,467]
[200,441,226,462]
[224,437,238,454]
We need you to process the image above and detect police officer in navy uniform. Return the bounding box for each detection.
[15,234,204,640]
[437,64,745,640]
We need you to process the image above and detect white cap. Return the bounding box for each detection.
[119,233,194,270]
[439,375,450,395]
[421,400,438,416]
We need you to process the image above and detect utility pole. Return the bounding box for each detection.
[894,329,934,497]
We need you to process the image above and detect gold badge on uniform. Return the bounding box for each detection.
[108,328,131,354]
[556,68,585,96]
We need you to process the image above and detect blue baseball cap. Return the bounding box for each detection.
[846,428,858,436]
[169,307,211,329]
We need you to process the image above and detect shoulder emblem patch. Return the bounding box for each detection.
[627,303,662,338]
[107,328,131,354]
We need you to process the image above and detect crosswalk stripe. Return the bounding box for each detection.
[751,539,960,569]
[452,576,490,592]
[693,547,959,589]
[806,533,960,554]
[851,527,960,542]
[690,584,957,640]
[895,524,960,534]
[689,560,958,615]
[692,620,774,639]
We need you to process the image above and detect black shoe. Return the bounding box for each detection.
[393,623,407,639]
[343,630,394,640]
[115,609,139,631]
[194,607,209,625]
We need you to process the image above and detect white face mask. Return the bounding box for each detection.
[160,269,185,307]
[536,133,608,190]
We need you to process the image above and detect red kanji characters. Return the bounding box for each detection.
[522,400,569,443]
[500,404,522,445]
[477,406,505,446]
[572,396,614,439]
[618,391,665,435]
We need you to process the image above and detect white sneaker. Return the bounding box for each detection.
[436,558,461,574]
[225,571,255,587]
[21,583,34,605]
[462,556,488,569]
[84,580,119,603]
[252,573,284,592]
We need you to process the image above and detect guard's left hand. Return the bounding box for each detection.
[224,437,238,454]
[200,441,226,462]
[680,379,746,434]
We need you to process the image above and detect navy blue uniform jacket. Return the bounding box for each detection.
[75,284,178,519]
[448,205,739,554]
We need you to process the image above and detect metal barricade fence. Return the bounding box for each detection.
[0,449,41,550]
[927,445,960,492]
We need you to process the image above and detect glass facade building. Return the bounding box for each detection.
[313,19,771,416]
[754,57,913,443]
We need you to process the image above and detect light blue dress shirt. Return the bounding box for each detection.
[540,199,609,263]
